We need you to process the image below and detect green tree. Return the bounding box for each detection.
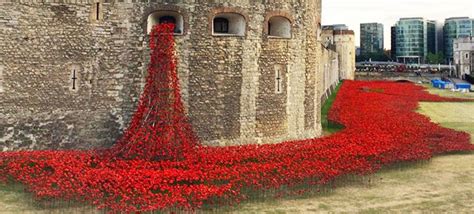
[426,52,444,64]
[356,49,391,62]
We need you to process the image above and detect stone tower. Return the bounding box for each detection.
[0,0,326,150]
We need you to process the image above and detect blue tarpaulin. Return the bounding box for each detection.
[455,83,471,90]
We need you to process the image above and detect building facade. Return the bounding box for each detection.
[444,17,474,63]
[360,23,384,55]
[453,37,474,78]
[394,17,437,64]
[391,26,397,58]
[322,25,356,80]
[320,26,355,102]
[1,0,354,151]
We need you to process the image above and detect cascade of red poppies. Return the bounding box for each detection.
[111,23,198,161]
[0,81,472,212]
[1,22,474,212]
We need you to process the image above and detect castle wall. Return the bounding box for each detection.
[319,45,340,103]
[0,0,323,150]
[334,31,356,80]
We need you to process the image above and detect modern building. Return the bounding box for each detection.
[453,37,474,78]
[360,23,384,55]
[393,17,437,64]
[444,17,474,63]
[391,26,397,58]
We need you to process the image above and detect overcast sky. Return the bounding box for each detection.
[322,0,474,49]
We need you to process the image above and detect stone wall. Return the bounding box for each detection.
[318,27,355,103]
[319,44,340,104]
[334,30,355,80]
[0,0,325,150]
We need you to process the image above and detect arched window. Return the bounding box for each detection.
[267,16,291,38]
[214,18,229,33]
[212,13,246,36]
[147,11,184,35]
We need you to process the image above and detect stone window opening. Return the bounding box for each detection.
[317,23,322,41]
[0,66,4,93]
[95,3,100,20]
[274,65,284,94]
[69,65,80,93]
[212,13,246,36]
[267,16,291,39]
[90,1,103,22]
[147,11,184,35]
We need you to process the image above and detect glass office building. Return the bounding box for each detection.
[391,26,397,58]
[444,17,474,63]
[394,18,437,64]
[360,23,384,54]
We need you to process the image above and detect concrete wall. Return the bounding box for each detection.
[0,0,327,150]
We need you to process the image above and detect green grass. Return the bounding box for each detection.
[417,102,474,143]
[321,82,344,136]
[0,183,99,213]
[421,83,474,99]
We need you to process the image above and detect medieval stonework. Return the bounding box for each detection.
[0,0,353,151]
[320,27,355,101]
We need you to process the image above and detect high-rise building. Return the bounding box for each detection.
[360,23,384,55]
[394,17,437,64]
[391,26,397,58]
[444,17,474,63]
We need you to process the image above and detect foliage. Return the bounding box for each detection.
[356,50,391,62]
[426,52,444,64]
[0,24,473,212]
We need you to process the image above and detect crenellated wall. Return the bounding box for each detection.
[0,0,329,150]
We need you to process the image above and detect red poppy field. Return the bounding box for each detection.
[0,24,473,212]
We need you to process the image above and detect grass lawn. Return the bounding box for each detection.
[321,82,344,136]
[422,83,474,99]
[0,183,99,213]
[1,83,473,213]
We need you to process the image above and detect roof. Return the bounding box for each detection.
[445,17,472,21]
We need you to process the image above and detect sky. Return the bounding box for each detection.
[322,0,474,50]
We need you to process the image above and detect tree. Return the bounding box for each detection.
[426,52,444,64]
[356,50,391,62]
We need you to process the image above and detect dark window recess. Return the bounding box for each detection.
[275,68,282,93]
[71,69,78,90]
[268,22,272,35]
[214,18,229,33]
[159,16,180,34]
[96,3,100,20]
[159,16,176,24]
